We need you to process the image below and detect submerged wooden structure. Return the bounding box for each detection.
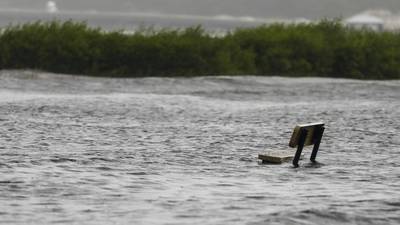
[258,122,325,167]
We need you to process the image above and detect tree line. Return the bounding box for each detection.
[0,20,399,79]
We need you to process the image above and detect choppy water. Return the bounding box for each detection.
[0,70,399,225]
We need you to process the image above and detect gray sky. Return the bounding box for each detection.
[1,0,400,19]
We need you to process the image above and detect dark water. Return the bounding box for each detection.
[0,70,399,225]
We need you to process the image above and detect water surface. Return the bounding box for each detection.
[0,70,399,224]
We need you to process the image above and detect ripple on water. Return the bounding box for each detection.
[0,71,399,224]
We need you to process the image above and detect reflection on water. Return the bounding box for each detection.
[0,70,399,224]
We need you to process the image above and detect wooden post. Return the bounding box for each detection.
[292,128,307,167]
[310,126,325,162]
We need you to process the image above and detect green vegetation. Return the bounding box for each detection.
[0,20,399,79]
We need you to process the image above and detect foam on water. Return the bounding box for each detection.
[0,70,399,224]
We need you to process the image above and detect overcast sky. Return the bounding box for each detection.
[1,0,400,19]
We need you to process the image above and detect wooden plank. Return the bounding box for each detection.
[258,150,303,164]
[289,122,324,148]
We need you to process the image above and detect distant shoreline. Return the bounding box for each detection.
[0,20,399,80]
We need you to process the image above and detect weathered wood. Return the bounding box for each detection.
[258,150,304,164]
[259,122,325,165]
[289,122,325,148]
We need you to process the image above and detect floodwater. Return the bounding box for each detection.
[0,70,399,225]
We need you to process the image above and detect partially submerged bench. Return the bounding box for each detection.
[258,122,325,167]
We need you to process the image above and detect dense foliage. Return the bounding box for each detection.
[0,20,399,79]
